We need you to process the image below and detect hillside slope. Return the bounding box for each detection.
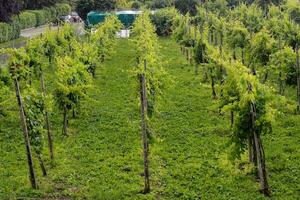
[0,38,299,199]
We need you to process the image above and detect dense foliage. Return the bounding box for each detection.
[151,7,178,36]
[0,0,300,199]
[76,0,117,20]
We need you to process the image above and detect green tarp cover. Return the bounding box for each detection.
[87,10,141,28]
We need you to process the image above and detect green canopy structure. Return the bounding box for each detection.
[87,11,110,26]
[87,10,142,28]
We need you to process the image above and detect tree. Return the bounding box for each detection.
[24,0,60,9]
[174,0,198,16]
[0,0,21,22]
[150,0,172,9]
[269,47,296,95]
[91,15,122,62]
[24,88,48,176]
[220,60,273,197]
[194,39,208,75]
[80,42,98,77]
[232,3,264,34]
[27,37,54,160]
[3,48,38,189]
[204,0,228,16]
[151,7,178,36]
[132,11,168,193]
[226,22,250,64]
[54,56,92,136]
[94,0,117,11]
[249,28,276,80]
[76,0,94,20]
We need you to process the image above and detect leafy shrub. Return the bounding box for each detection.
[0,23,11,43]
[55,3,71,17]
[0,3,71,43]
[0,22,20,43]
[30,10,50,26]
[45,6,58,22]
[17,11,37,29]
[151,8,178,36]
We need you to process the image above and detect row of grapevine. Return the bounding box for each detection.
[131,11,168,194]
[0,17,121,189]
[173,2,300,196]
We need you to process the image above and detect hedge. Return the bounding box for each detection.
[16,11,37,30]
[55,3,72,17]
[30,10,49,26]
[0,3,71,43]
[0,22,20,43]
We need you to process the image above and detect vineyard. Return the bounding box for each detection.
[0,1,300,199]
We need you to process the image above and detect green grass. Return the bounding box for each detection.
[0,38,299,199]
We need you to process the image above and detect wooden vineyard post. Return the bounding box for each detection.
[40,72,54,160]
[62,107,68,136]
[186,47,189,61]
[296,44,300,113]
[210,68,217,99]
[36,152,47,176]
[190,49,193,65]
[139,60,150,194]
[14,78,38,189]
[250,101,270,196]
[230,110,234,127]
[247,83,256,164]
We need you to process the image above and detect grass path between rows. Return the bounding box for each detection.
[0,38,299,199]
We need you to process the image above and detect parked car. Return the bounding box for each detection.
[70,12,82,23]
[60,15,72,23]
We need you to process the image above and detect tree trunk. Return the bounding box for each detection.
[250,102,270,196]
[278,71,284,95]
[195,64,199,75]
[248,133,256,164]
[219,32,223,55]
[200,27,203,43]
[62,107,68,136]
[203,65,208,82]
[262,71,268,83]
[14,78,38,189]
[101,54,105,63]
[186,48,189,62]
[210,71,217,99]
[242,49,245,65]
[139,60,150,194]
[36,152,47,176]
[296,44,300,113]
[233,50,237,60]
[230,110,234,127]
[190,50,193,65]
[73,108,76,118]
[214,31,218,46]
[40,73,54,160]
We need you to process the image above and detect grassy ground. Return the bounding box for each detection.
[0,38,299,199]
